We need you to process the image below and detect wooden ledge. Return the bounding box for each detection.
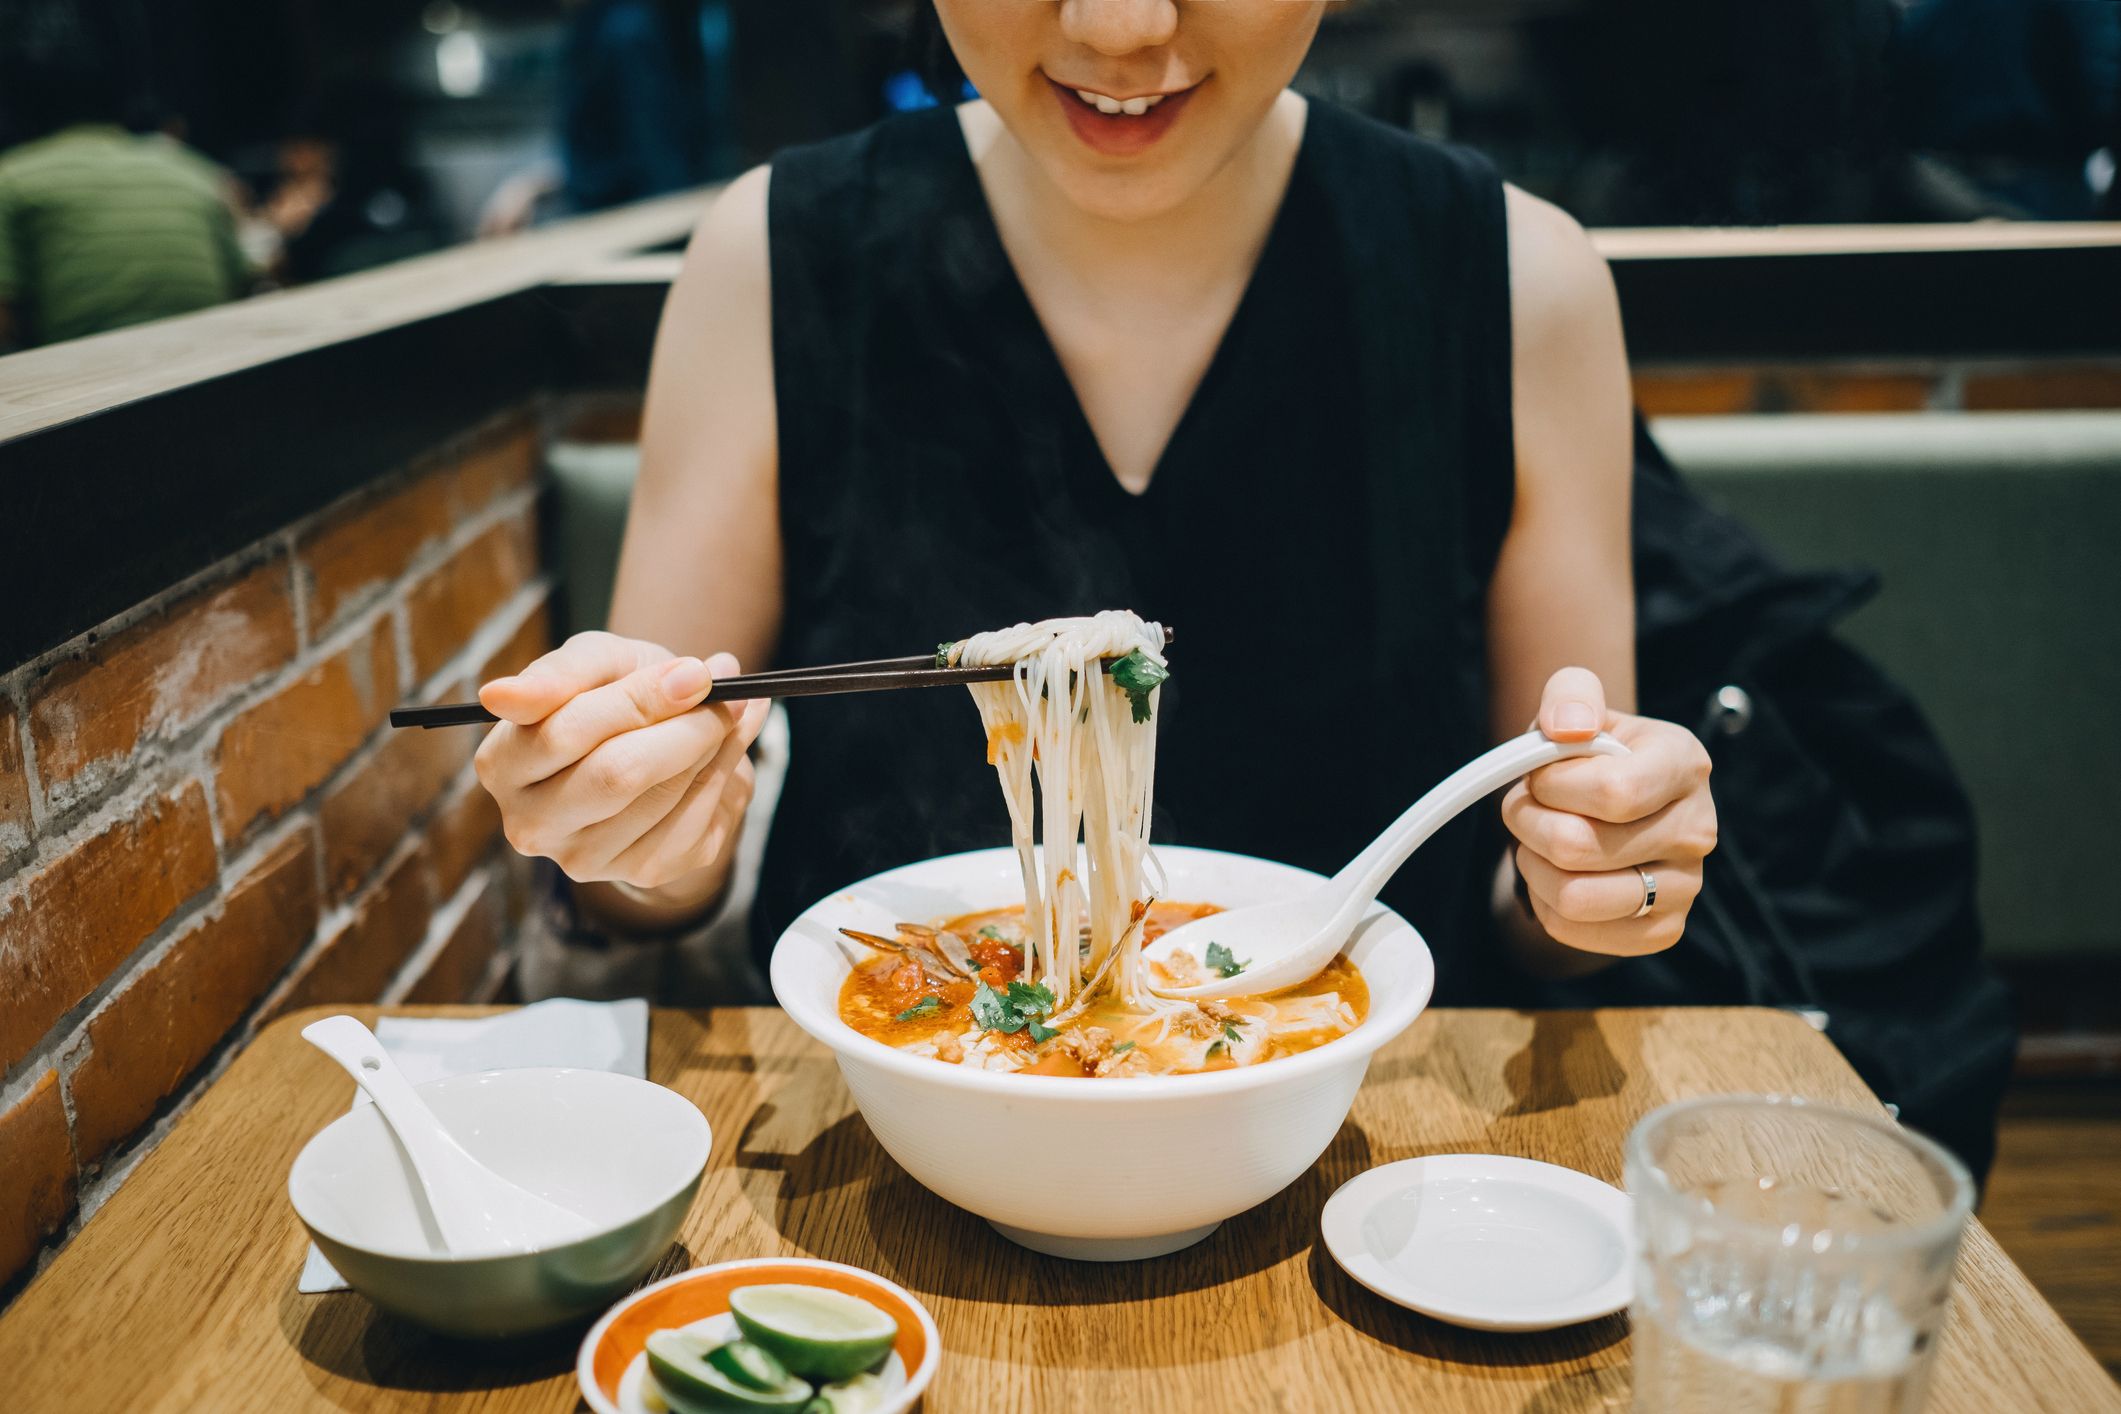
[0,189,712,447]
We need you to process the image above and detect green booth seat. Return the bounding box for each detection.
[1654,412,2121,964]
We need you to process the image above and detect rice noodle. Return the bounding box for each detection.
[949,611,1174,1014]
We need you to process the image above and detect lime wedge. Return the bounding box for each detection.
[705,1340,791,1392]
[728,1284,898,1382]
[645,1329,813,1413]
[813,1372,890,1414]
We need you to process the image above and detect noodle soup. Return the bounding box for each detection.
[837,902,1369,1078]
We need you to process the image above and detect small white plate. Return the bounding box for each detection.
[1320,1154,1633,1331]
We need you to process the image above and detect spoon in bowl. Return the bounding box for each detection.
[301,1014,597,1254]
[1143,729,1629,1000]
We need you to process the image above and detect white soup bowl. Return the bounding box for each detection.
[770,846,1433,1260]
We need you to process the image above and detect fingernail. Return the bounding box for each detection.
[1555,702,1598,733]
[705,651,740,679]
[662,658,710,701]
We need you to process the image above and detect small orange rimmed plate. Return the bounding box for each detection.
[577,1257,942,1414]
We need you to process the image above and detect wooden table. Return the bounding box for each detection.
[3,1006,2114,1413]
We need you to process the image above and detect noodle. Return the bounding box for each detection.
[947,611,1168,1011]
[833,611,1368,1076]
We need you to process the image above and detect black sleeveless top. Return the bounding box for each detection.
[756,102,1516,1000]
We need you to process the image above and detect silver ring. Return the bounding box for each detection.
[1632,868,1657,918]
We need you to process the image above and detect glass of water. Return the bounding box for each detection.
[1626,1095,1974,1414]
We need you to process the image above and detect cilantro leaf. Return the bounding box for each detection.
[935,641,955,668]
[1107,649,1169,724]
[895,995,942,1022]
[1006,979,1056,1014]
[970,982,1024,1033]
[1222,1020,1244,1044]
[1111,1041,1135,1055]
[977,924,1004,941]
[1204,941,1247,979]
[1206,1040,1227,1060]
[971,976,1062,1039]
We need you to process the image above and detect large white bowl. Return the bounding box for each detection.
[289,1068,711,1336]
[770,846,1434,1260]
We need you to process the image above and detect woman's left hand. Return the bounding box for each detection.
[1501,667,1718,957]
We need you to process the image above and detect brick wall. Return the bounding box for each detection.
[0,412,551,1294]
[1634,357,2121,416]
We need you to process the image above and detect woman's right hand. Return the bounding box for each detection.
[474,631,771,921]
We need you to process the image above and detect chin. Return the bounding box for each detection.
[1020,122,1217,224]
[1047,166,1198,224]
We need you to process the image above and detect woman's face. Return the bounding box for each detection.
[934,0,1325,222]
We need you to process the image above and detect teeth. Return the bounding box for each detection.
[1073,89,1169,117]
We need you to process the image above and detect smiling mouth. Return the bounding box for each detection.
[1066,87,1175,118]
[1046,75,1200,155]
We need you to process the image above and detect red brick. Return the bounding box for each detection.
[1769,371,1933,414]
[0,703,31,861]
[214,617,398,842]
[299,471,454,637]
[451,423,540,521]
[553,397,642,445]
[427,773,501,905]
[319,727,469,902]
[267,845,432,1017]
[0,784,218,1071]
[406,515,537,686]
[0,1071,76,1288]
[29,562,296,809]
[67,829,319,1165]
[405,876,502,1004]
[1963,364,2121,411]
[1632,371,1759,417]
[478,589,554,690]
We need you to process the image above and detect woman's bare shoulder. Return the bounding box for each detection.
[1500,182,1631,497]
[1502,183,1620,348]
[674,163,771,300]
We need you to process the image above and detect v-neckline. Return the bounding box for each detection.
[941,105,1318,506]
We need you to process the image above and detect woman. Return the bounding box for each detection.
[475,0,1717,998]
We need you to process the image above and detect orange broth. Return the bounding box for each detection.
[836,902,1370,1077]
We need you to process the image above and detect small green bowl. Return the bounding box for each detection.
[289,1067,710,1338]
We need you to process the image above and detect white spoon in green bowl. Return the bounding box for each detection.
[301,1014,596,1254]
[1143,728,1629,1001]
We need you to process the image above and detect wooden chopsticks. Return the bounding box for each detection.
[386,628,1173,730]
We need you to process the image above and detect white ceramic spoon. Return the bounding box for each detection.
[300,1014,596,1254]
[1143,729,1629,1000]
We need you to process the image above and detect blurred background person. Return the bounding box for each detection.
[480,0,740,236]
[0,7,251,350]
[261,83,444,285]
[1894,0,2121,219]
[1533,0,2015,225]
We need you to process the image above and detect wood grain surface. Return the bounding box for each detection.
[0,190,709,446]
[1,1006,2113,1413]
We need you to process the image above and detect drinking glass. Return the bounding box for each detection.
[1625,1095,1973,1414]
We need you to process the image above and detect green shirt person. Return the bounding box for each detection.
[0,124,250,350]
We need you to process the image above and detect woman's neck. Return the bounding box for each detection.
[960,91,1309,316]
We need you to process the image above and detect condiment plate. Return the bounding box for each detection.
[1320,1154,1632,1331]
[577,1257,941,1414]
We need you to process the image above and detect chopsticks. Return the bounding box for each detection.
[387,628,1174,730]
